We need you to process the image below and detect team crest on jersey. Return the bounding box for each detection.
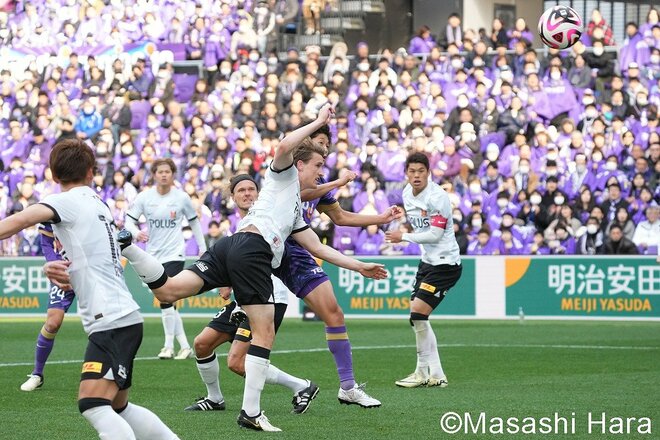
[196,262,209,272]
[421,210,427,217]
[170,210,176,219]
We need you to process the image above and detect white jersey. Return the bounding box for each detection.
[403,182,461,266]
[238,165,308,268]
[126,187,198,263]
[272,275,289,304]
[40,186,142,335]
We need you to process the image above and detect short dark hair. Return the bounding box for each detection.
[405,152,429,171]
[311,124,331,142]
[49,139,95,184]
[151,158,177,175]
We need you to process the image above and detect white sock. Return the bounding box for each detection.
[243,353,269,417]
[412,320,435,378]
[196,353,223,403]
[425,326,445,378]
[122,245,165,284]
[161,308,175,349]
[173,309,190,350]
[265,364,308,393]
[82,406,135,440]
[118,403,180,440]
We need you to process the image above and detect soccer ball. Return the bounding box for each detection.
[538,5,583,50]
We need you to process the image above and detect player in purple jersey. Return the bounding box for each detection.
[273,125,403,407]
[20,223,76,391]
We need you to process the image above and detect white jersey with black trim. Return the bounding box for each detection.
[403,182,461,266]
[40,186,142,335]
[238,165,308,268]
[272,275,289,304]
[126,187,198,263]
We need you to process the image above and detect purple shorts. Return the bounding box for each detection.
[274,238,330,299]
[47,284,75,312]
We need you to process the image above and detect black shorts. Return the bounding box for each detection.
[187,232,274,306]
[207,301,288,343]
[411,262,462,310]
[81,323,143,390]
[161,261,185,309]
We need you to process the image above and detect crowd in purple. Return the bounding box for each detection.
[0,2,658,257]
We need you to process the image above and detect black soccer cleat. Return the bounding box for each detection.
[237,410,281,431]
[184,397,226,411]
[291,380,319,414]
[117,229,133,251]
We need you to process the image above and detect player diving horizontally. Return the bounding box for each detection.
[0,138,179,439]
[386,152,463,388]
[185,173,318,414]
[117,104,388,432]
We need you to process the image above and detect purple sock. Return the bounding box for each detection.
[33,329,56,376]
[326,326,355,390]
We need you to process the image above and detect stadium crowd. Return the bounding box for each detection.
[0,1,658,257]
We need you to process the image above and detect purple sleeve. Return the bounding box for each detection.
[39,224,61,262]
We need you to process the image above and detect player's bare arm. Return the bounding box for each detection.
[0,204,55,239]
[292,227,387,279]
[300,170,357,202]
[325,204,403,227]
[273,103,333,171]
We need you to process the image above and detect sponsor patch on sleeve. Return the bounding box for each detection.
[236,328,251,338]
[420,282,436,293]
[82,362,103,374]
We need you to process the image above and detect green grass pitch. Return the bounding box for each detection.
[0,318,658,439]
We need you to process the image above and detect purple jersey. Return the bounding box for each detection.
[301,176,340,224]
[39,223,75,311]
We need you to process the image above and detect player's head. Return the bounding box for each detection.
[310,124,331,152]
[293,138,327,190]
[405,152,430,193]
[151,158,176,188]
[49,138,96,185]
[229,173,258,212]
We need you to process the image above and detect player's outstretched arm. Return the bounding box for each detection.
[272,103,333,171]
[292,228,387,279]
[326,204,403,228]
[300,170,357,202]
[0,204,55,240]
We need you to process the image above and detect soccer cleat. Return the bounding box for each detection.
[116,229,133,251]
[184,397,226,411]
[395,372,429,388]
[337,383,381,408]
[158,347,174,359]
[237,410,282,432]
[426,376,448,388]
[174,347,193,360]
[20,374,43,391]
[291,380,319,414]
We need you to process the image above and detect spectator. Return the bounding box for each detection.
[632,202,660,254]
[602,224,639,255]
[254,0,276,55]
[587,9,615,46]
[444,13,462,49]
[354,224,386,255]
[409,25,435,55]
[548,222,575,255]
[490,18,508,48]
[302,0,325,35]
[506,18,532,49]
[600,182,630,225]
[604,206,635,240]
[576,216,605,255]
[619,22,651,75]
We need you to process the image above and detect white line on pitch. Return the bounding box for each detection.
[0,343,658,368]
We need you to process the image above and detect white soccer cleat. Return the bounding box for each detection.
[337,383,381,408]
[158,347,175,359]
[20,374,43,391]
[426,376,448,388]
[237,410,282,432]
[174,347,193,360]
[395,372,429,388]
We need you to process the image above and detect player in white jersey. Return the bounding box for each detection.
[0,139,179,440]
[185,174,318,415]
[385,152,463,389]
[118,104,387,432]
[125,158,207,360]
